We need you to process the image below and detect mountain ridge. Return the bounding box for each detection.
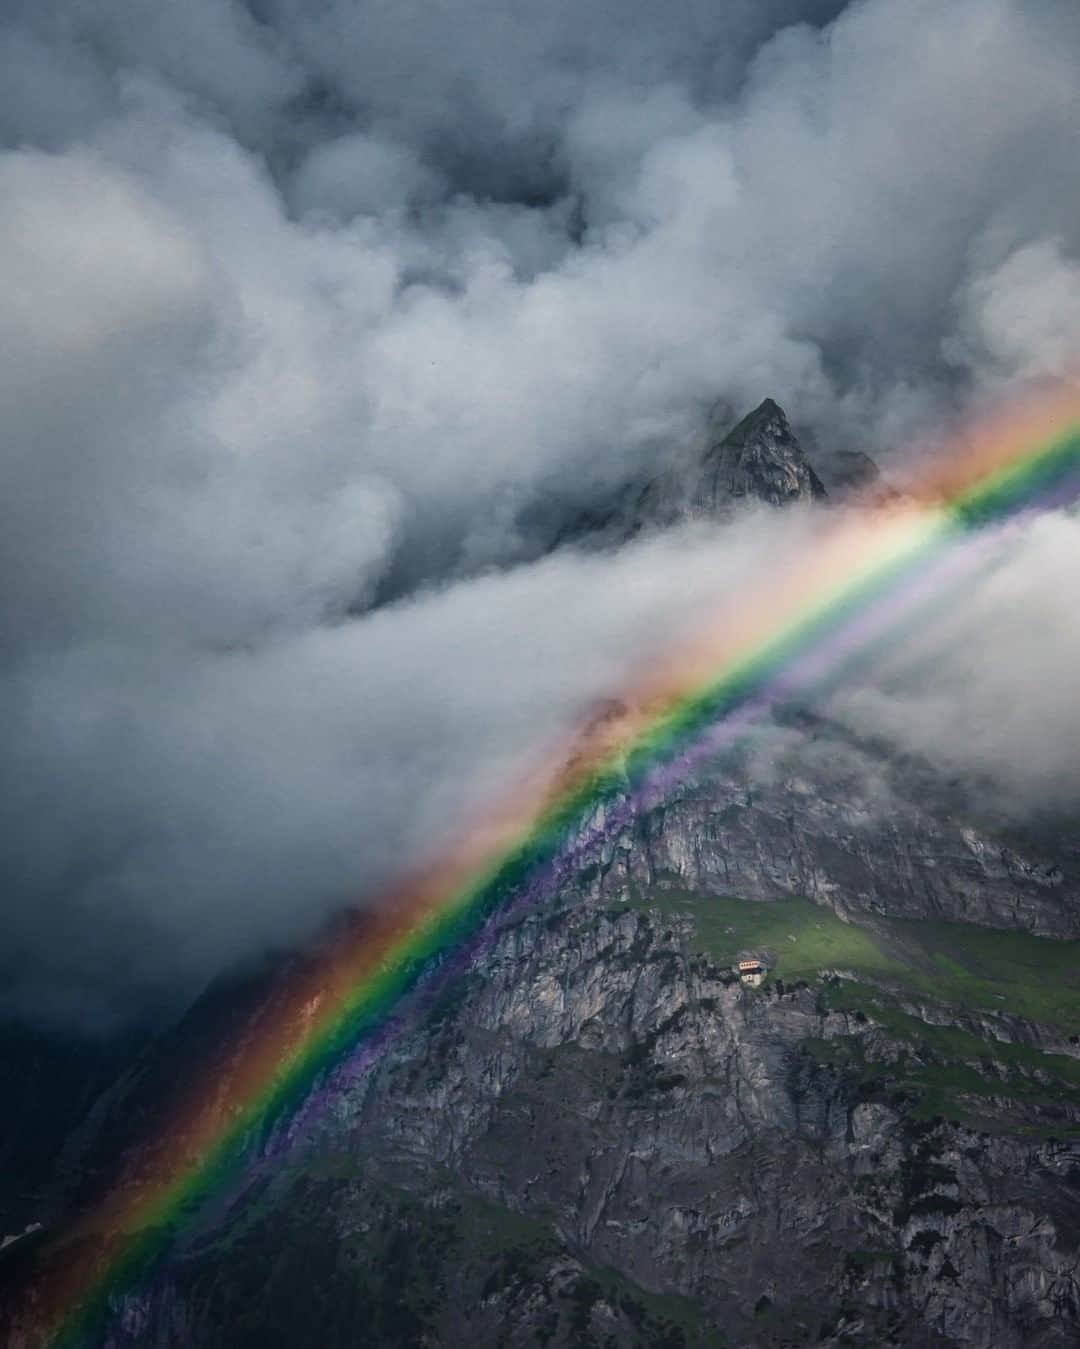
[527,396,841,555]
[3,398,1078,1349]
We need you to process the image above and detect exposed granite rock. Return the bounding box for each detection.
[2,358,1074,1349]
[4,693,1078,1348]
[628,398,827,530]
[6,699,1080,1348]
[607,772,1077,937]
[27,901,1077,1349]
[556,718,1079,938]
[542,397,830,551]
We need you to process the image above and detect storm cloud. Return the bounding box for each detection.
[1,0,1079,1026]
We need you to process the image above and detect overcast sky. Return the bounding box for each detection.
[2,0,1079,1029]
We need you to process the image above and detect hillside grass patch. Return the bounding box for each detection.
[627,888,1080,1033]
[627,887,1080,1134]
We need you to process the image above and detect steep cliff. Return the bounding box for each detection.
[6,732,1078,1348]
[634,399,827,523]
[38,891,1079,1349]
[582,727,1079,940]
[533,397,841,552]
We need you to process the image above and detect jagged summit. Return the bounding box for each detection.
[696,396,827,509]
[547,395,831,549]
[720,394,787,438]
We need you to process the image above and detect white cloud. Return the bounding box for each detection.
[947,239,1080,386]
[834,509,1080,798]
[1,0,1079,1024]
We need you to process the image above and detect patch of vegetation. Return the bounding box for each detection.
[844,1247,895,1272]
[886,917,1080,1033]
[626,887,1080,1039]
[813,981,1080,1130]
[584,1265,728,1349]
[411,1194,724,1349]
[185,1176,465,1346]
[747,1288,859,1345]
[625,891,901,984]
[626,889,1080,1034]
[803,1025,1080,1135]
[626,888,1080,1135]
[452,1190,557,1260]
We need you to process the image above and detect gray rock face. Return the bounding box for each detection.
[634,397,828,529]
[3,677,1078,1349]
[666,397,828,514]
[533,704,1078,941]
[9,716,1077,1349]
[543,397,833,550]
[591,762,1079,939]
[3,669,1078,1349]
[49,901,1079,1349]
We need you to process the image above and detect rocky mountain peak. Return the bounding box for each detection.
[623,394,827,533]
[524,396,844,555]
[722,394,786,435]
[698,396,827,509]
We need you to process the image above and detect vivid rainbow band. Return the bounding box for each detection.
[19,386,1080,1348]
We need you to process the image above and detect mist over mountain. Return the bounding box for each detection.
[3,5,1080,1341]
[2,0,1080,1029]
[3,406,1080,1342]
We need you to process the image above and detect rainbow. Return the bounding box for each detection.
[15,382,1080,1348]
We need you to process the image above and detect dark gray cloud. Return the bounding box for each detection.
[1,0,1079,1026]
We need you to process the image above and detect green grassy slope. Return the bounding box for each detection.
[625,888,1080,1136]
[628,889,1080,1033]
